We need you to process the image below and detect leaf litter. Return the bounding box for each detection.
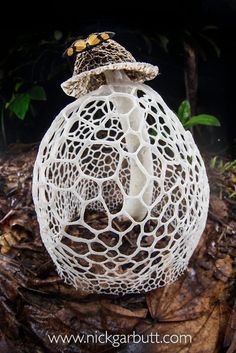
[0,145,235,353]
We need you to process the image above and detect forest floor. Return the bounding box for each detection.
[0,144,235,353]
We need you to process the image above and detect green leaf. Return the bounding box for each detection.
[54,30,63,41]
[8,93,30,120]
[29,86,46,101]
[222,160,236,172]
[218,159,224,169]
[229,191,236,199]
[15,81,23,92]
[177,100,191,124]
[210,156,218,169]
[184,114,221,129]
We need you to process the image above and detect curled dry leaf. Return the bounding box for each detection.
[0,208,34,254]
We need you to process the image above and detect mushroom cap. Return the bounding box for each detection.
[61,39,159,98]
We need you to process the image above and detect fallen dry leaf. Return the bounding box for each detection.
[128,302,230,353]
[210,196,228,221]
[224,300,236,353]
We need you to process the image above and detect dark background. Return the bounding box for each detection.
[0,0,236,156]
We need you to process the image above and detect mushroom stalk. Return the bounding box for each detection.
[105,71,153,221]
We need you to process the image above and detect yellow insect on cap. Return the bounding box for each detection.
[74,40,87,52]
[67,47,74,56]
[87,34,100,46]
[100,32,110,40]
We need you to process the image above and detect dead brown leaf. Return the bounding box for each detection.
[224,300,236,353]
[101,302,148,319]
[210,196,228,221]
[128,302,230,353]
